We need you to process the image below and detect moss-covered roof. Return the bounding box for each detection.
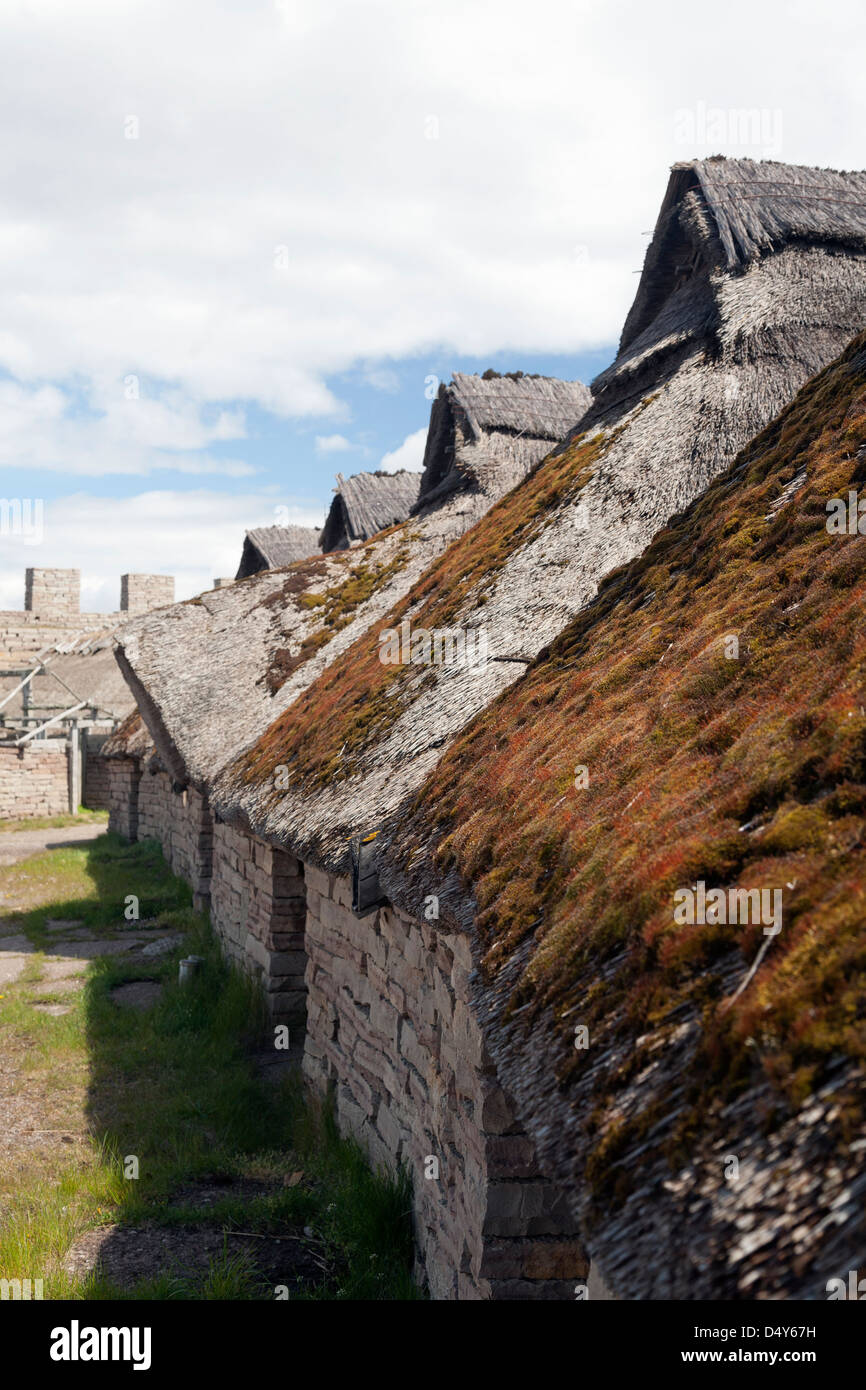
[393,331,866,1299]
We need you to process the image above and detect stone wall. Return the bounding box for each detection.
[302,866,587,1299]
[210,820,307,1026]
[100,761,591,1299]
[106,757,141,841]
[120,573,175,615]
[25,567,80,620]
[83,735,111,810]
[0,739,69,818]
[0,568,177,657]
[137,767,213,909]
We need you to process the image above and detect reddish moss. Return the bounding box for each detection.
[239,429,605,784]
[400,333,866,1137]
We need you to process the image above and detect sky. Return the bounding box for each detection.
[0,0,863,608]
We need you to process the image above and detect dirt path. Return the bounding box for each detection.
[0,820,106,868]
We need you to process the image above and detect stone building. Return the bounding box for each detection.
[105,158,866,1299]
[0,569,174,819]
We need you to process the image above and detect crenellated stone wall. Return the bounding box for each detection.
[25,567,81,621]
[120,573,175,615]
[0,568,177,657]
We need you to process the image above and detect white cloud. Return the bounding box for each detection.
[314,433,354,453]
[0,489,325,611]
[380,428,427,473]
[0,378,251,476]
[363,368,401,393]
[0,0,861,489]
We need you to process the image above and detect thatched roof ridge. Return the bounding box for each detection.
[694,156,866,268]
[319,470,422,552]
[236,525,320,579]
[112,371,590,787]
[112,461,533,788]
[416,373,591,507]
[616,157,866,366]
[216,159,866,874]
[449,371,591,439]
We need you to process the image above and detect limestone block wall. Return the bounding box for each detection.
[0,568,177,657]
[210,820,307,1026]
[106,758,141,841]
[137,767,213,909]
[120,574,175,615]
[96,767,591,1300]
[0,740,69,818]
[302,866,587,1300]
[0,615,120,655]
[25,568,80,620]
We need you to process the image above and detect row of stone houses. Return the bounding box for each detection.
[103,157,866,1299]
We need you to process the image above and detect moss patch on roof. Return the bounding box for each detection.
[402,332,866,1183]
[260,539,412,695]
[237,429,605,788]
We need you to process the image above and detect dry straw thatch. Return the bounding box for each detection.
[216,157,866,870]
[113,370,590,789]
[115,156,866,1298]
[236,524,321,579]
[319,470,423,552]
[391,332,866,1301]
[418,372,592,507]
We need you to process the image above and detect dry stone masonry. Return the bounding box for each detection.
[302,866,586,1299]
[137,768,213,911]
[209,821,307,1026]
[119,573,175,616]
[104,758,589,1298]
[0,568,176,655]
[0,741,70,818]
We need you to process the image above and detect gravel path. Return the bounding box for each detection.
[0,820,107,868]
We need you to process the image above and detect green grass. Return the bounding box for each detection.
[6,833,191,949]
[0,833,419,1300]
[0,808,108,834]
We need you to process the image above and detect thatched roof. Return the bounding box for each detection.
[114,375,590,790]
[0,631,136,729]
[613,157,866,396]
[417,372,591,507]
[218,156,866,868]
[236,525,321,579]
[384,332,866,1301]
[319,470,422,552]
[211,162,866,1301]
[226,326,866,1301]
[101,709,154,760]
[114,155,866,1297]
